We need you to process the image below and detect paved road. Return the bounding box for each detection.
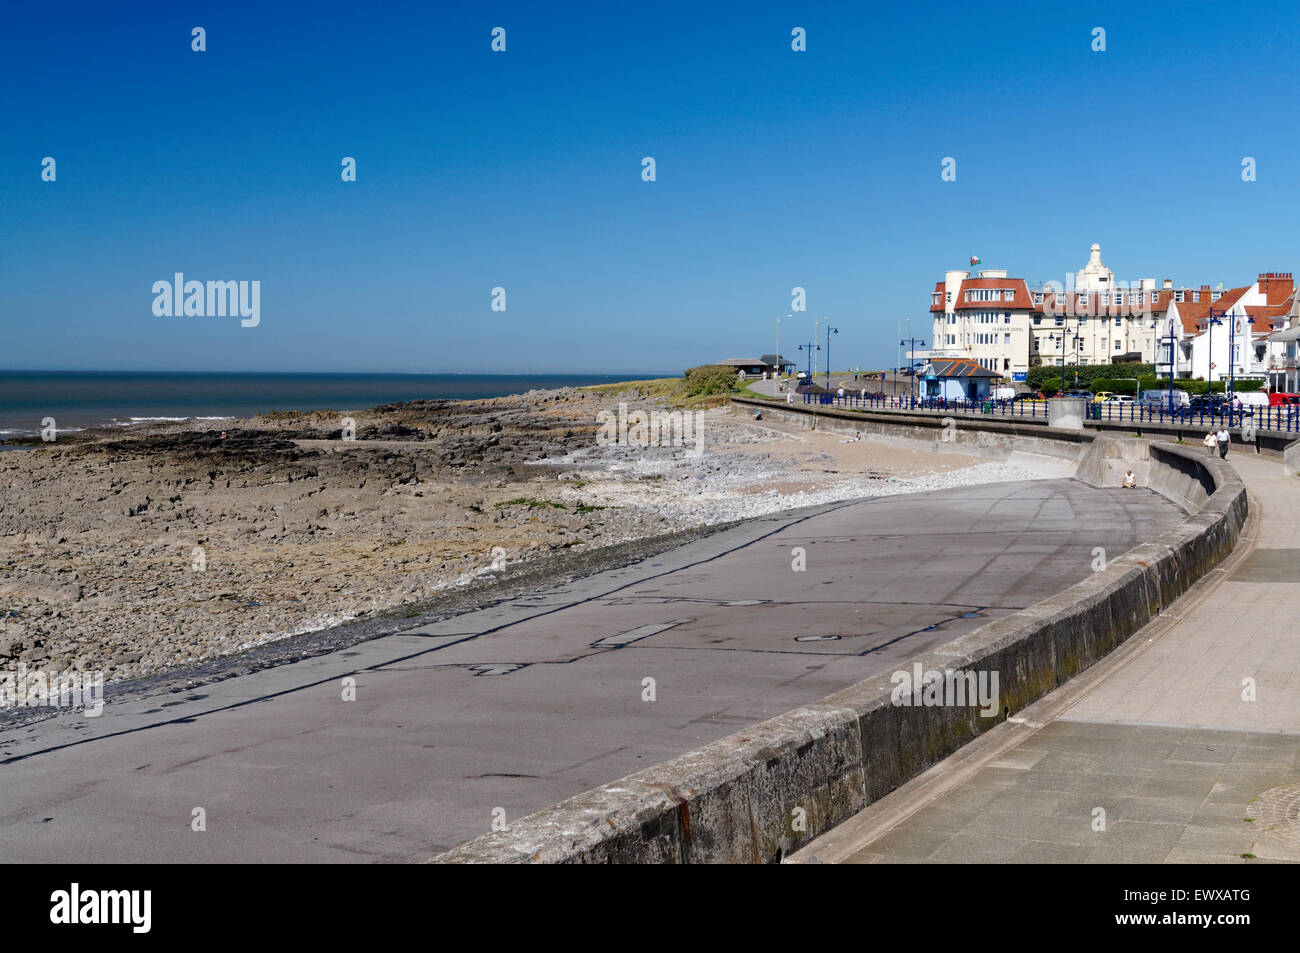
[793,452,1300,864]
[0,480,1180,862]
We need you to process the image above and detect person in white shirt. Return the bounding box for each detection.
[1122,469,1137,488]
[1203,431,1216,456]
[1216,427,1230,458]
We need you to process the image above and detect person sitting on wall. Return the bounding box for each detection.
[1122,469,1137,488]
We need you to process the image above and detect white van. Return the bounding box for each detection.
[1139,388,1189,407]
[1234,391,1269,410]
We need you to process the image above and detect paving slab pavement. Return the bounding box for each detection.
[791,450,1300,865]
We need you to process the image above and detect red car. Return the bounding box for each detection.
[1268,392,1300,407]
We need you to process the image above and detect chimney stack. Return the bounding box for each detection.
[1259,272,1294,305]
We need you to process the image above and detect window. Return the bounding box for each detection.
[1033,315,1042,325]
[1004,333,1011,344]
[1115,340,1122,351]
[1034,292,1044,304]
[1175,291,1184,302]
[1193,292,1201,302]
[1115,317,1122,326]
[1212,291,1221,301]
[1004,312,1011,322]
[946,292,952,303]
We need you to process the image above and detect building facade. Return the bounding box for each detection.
[927,245,1297,386]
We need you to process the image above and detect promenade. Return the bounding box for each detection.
[792,451,1300,864]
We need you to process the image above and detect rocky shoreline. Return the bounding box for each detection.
[0,385,1032,699]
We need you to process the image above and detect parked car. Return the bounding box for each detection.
[1139,388,1190,408]
[1187,395,1228,414]
[1234,391,1269,412]
[1092,391,1116,403]
[1267,392,1300,407]
[1064,390,1093,399]
[1109,394,1135,403]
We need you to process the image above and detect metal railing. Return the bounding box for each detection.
[798,392,1051,418]
[1087,401,1299,432]
[794,392,1300,432]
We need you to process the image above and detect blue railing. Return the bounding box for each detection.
[794,393,1300,432]
[797,393,1051,417]
[1087,401,1299,432]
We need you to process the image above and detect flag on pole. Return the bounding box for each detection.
[969,256,981,265]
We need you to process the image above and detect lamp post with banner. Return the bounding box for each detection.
[1207,309,1224,395]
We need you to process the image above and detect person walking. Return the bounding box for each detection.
[1216,426,1230,459]
[1203,431,1216,456]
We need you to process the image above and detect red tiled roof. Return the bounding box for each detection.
[1175,287,1252,333]
[954,278,1035,311]
[929,276,1036,312]
[929,282,945,312]
[928,358,1001,378]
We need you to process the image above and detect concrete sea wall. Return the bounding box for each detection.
[432,402,1249,864]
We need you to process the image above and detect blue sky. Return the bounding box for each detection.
[3,0,1299,374]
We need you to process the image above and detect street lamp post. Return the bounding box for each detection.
[1228,313,1254,397]
[776,315,783,380]
[824,323,839,389]
[899,337,926,407]
[798,342,819,382]
[1161,318,1178,415]
[1055,321,1067,394]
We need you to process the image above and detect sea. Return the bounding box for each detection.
[0,371,665,443]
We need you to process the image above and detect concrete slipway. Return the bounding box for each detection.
[437,401,1251,862]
